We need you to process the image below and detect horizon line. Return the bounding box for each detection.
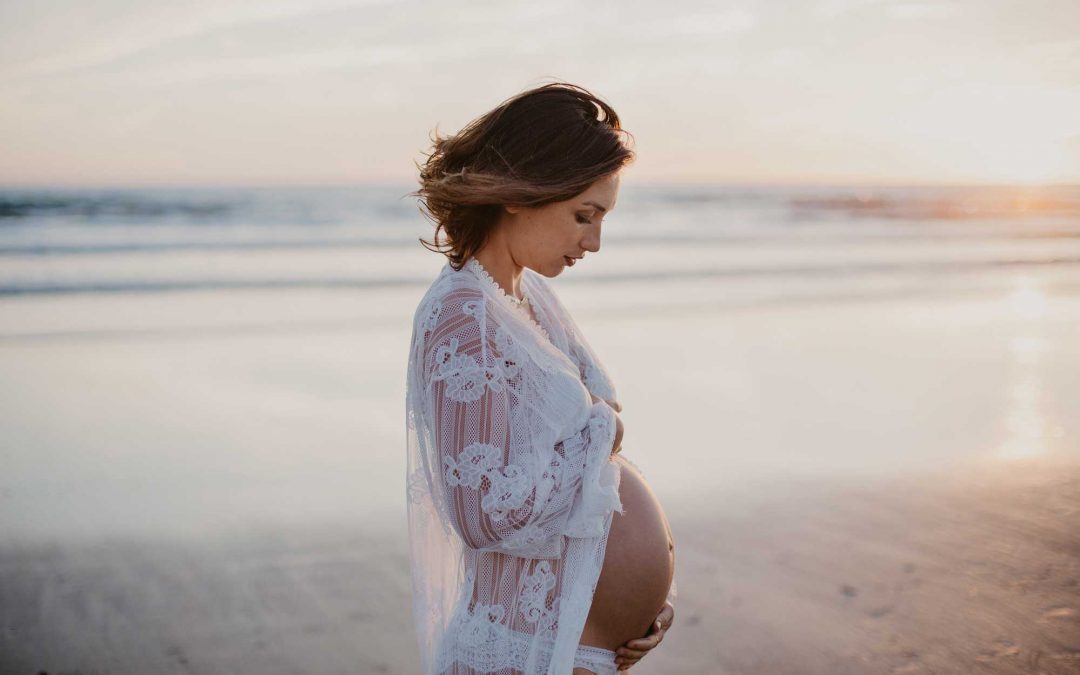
[1,178,1078,191]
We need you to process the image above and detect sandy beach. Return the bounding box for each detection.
[2,453,1077,674]
[664,454,1080,675]
[3,278,1080,674]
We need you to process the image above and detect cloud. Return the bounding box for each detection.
[0,0,392,81]
[814,0,959,19]
[814,0,892,18]
[638,8,755,37]
[886,2,960,20]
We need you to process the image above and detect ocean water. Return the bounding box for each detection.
[2,182,1079,300]
[2,182,1079,540]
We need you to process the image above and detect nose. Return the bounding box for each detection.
[580,224,601,254]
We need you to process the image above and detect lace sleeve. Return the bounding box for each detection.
[425,291,621,557]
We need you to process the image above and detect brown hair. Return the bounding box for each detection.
[407,81,635,270]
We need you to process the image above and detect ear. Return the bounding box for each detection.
[504,204,521,215]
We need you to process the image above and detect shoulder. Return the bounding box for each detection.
[417,270,505,353]
[415,265,484,325]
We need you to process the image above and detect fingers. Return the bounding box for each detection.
[635,603,673,645]
[626,630,662,651]
[658,602,674,626]
[614,605,673,668]
[626,617,668,649]
[616,638,657,670]
[616,637,662,669]
[634,605,671,645]
[615,650,642,670]
[618,626,662,660]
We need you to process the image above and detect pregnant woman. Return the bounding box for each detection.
[405,82,676,675]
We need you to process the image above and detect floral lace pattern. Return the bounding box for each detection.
[493,325,525,380]
[518,560,556,624]
[443,442,502,490]
[458,602,507,649]
[431,336,506,403]
[481,463,532,522]
[438,597,564,673]
[440,442,534,524]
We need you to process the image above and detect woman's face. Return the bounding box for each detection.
[503,172,620,277]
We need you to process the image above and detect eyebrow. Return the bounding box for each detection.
[582,201,610,213]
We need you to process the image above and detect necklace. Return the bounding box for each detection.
[463,257,550,341]
[464,257,529,306]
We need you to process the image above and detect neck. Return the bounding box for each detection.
[472,240,525,300]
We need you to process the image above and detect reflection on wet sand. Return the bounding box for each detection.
[997,277,1064,461]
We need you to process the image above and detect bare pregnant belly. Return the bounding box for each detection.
[579,454,675,650]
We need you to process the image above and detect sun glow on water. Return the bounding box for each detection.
[994,278,1063,461]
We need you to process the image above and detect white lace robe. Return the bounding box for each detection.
[405,257,675,674]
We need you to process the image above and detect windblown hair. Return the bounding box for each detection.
[408,81,635,270]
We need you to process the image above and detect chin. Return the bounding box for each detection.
[531,262,562,278]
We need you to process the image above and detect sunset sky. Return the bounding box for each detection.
[1,0,1078,187]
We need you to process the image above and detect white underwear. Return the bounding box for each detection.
[573,644,619,674]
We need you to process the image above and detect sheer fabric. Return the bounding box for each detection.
[405,257,674,674]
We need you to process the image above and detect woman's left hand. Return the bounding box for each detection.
[614,601,674,670]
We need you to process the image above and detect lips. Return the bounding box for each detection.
[564,256,578,267]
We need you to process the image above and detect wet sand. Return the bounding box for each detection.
[663,454,1080,675]
[3,454,1077,675]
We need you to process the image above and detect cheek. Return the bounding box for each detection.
[558,221,579,245]
[534,225,571,253]
[521,216,575,257]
